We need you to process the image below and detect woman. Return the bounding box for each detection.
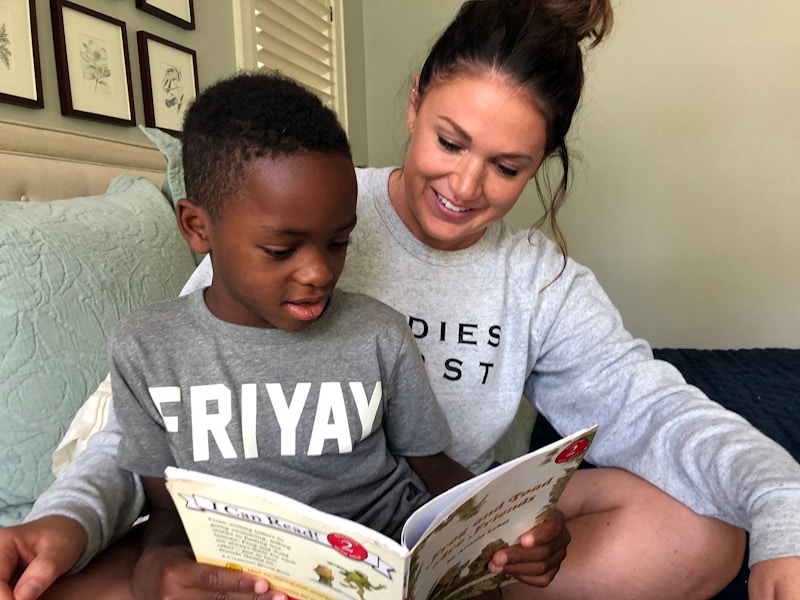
[3,0,800,598]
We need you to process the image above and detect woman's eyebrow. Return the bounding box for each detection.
[440,116,472,143]
[441,116,537,162]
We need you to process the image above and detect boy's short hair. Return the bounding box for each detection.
[182,71,352,218]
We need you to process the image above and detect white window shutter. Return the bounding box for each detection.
[248,0,346,127]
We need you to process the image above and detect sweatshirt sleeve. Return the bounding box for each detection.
[21,260,215,572]
[24,400,145,572]
[524,259,800,565]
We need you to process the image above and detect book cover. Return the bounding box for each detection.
[165,424,597,600]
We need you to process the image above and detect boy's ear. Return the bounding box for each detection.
[176,197,213,255]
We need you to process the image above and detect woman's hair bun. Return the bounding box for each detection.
[539,0,614,46]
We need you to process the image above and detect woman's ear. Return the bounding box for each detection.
[176,197,213,255]
[406,74,421,134]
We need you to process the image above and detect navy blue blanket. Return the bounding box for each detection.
[529,348,800,599]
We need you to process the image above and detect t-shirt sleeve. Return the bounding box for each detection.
[109,328,175,478]
[382,325,451,457]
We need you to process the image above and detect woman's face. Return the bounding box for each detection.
[394,71,548,251]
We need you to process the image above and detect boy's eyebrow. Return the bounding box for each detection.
[260,215,357,236]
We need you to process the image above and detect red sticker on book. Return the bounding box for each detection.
[328,533,368,560]
[556,438,589,463]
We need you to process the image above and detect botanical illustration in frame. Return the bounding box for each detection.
[0,0,44,108]
[137,31,197,135]
[136,0,195,30]
[50,0,135,126]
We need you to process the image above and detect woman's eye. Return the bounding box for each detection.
[438,136,461,153]
[496,163,520,177]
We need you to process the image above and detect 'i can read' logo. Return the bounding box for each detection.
[556,438,589,463]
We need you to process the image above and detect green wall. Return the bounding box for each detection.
[11,1,795,347]
[0,0,238,143]
[358,0,800,349]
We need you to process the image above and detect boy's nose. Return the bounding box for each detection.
[295,254,334,288]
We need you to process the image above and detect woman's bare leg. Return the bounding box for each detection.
[504,468,745,599]
[38,526,143,600]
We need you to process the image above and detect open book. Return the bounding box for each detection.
[165,424,597,600]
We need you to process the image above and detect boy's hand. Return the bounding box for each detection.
[487,509,569,587]
[0,515,87,600]
[136,476,285,600]
[131,544,285,600]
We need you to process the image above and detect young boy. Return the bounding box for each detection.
[109,72,472,598]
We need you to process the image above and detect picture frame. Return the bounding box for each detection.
[137,30,197,135]
[50,0,136,126]
[136,0,195,30]
[0,0,44,108]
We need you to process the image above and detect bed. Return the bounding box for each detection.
[3,117,797,599]
[530,347,800,599]
[0,118,197,526]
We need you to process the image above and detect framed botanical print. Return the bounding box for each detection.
[0,0,44,108]
[137,30,197,135]
[136,0,195,30]
[50,0,136,126]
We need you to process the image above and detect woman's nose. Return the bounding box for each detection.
[450,157,484,202]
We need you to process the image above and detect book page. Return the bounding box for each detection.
[404,426,597,600]
[166,468,409,600]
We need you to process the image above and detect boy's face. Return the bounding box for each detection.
[185,152,357,331]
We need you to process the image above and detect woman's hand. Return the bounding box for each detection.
[487,509,570,587]
[0,515,87,600]
[749,556,800,600]
[130,544,284,600]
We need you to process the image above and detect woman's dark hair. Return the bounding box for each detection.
[182,71,351,219]
[416,0,613,260]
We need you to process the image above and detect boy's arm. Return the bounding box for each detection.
[138,476,190,550]
[132,476,283,600]
[406,453,474,496]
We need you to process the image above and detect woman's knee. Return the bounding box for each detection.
[557,468,746,598]
[681,515,746,597]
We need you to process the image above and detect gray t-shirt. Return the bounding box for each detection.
[111,288,449,539]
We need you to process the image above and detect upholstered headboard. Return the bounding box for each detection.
[0,119,165,202]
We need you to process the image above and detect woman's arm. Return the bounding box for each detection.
[0,516,88,600]
[24,401,145,571]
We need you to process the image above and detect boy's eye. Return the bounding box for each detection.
[262,247,294,260]
[438,136,461,153]
[329,239,350,251]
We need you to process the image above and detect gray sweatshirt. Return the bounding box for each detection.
[29,167,800,569]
